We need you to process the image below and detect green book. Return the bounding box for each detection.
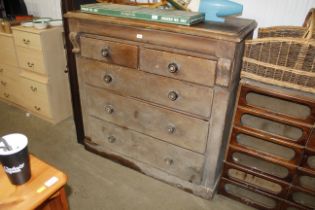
[80,3,205,26]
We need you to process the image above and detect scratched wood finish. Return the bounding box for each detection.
[78,57,214,118]
[85,85,209,153]
[139,48,216,87]
[80,36,138,69]
[86,116,205,184]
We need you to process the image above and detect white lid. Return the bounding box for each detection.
[0,133,28,155]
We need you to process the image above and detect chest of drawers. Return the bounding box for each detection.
[66,12,256,198]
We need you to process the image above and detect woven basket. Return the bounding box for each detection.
[241,8,315,93]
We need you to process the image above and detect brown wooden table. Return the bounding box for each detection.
[0,155,68,210]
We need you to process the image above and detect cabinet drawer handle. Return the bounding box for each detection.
[101,47,110,58]
[165,158,174,166]
[27,62,34,68]
[23,38,30,45]
[0,81,6,86]
[167,125,176,134]
[107,135,116,143]
[30,86,37,92]
[4,93,9,98]
[168,63,179,73]
[168,91,178,101]
[103,75,112,84]
[34,106,41,111]
[104,105,114,114]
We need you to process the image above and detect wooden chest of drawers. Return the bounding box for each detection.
[66,12,256,198]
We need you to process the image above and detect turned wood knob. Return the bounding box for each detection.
[167,125,176,134]
[103,75,112,84]
[104,105,114,114]
[168,91,178,101]
[108,135,116,143]
[168,63,178,73]
[101,47,110,58]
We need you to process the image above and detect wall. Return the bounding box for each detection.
[24,0,62,19]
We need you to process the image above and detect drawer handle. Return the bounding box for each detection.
[103,75,112,84]
[108,136,116,143]
[4,93,9,98]
[101,47,110,58]
[167,125,176,134]
[34,106,41,111]
[27,62,34,68]
[30,86,37,92]
[22,38,30,45]
[0,81,6,86]
[104,105,114,114]
[168,63,179,73]
[168,91,178,101]
[165,158,174,166]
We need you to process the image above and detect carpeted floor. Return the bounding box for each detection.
[0,101,255,210]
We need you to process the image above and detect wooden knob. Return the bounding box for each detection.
[103,75,112,84]
[168,63,178,73]
[165,158,174,166]
[168,91,178,101]
[104,105,114,114]
[108,136,116,143]
[167,125,176,134]
[101,47,110,57]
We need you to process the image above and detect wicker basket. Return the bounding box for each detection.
[241,8,315,93]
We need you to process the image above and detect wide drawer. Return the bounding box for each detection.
[139,48,216,86]
[80,36,138,69]
[16,47,46,75]
[79,58,213,118]
[13,30,42,50]
[86,116,205,184]
[20,77,52,118]
[84,85,209,153]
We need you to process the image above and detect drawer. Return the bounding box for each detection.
[227,145,296,181]
[20,78,52,118]
[235,107,311,146]
[0,76,21,104]
[302,149,315,172]
[292,168,315,193]
[0,64,19,79]
[80,36,138,69]
[222,162,290,197]
[139,48,216,86]
[16,47,46,75]
[218,177,282,210]
[84,85,209,153]
[86,116,205,184]
[13,30,42,50]
[230,126,304,165]
[79,58,213,118]
[288,186,315,209]
[238,84,315,125]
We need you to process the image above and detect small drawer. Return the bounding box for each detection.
[222,162,290,197]
[292,168,315,193]
[288,186,315,209]
[218,177,282,210]
[280,200,312,210]
[79,58,213,118]
[227,145,296,181]
[238,84,315,124]
[13,30,42,50]
[85,116,205,184]
[16,47,46,75]
[84,85,209,153]
[230,126,304,165]
[301,149,315,172]
[234,106,311,146]
[80,36,138,69]
[139,48,216,86]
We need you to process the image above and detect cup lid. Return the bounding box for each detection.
[0,133,28,155]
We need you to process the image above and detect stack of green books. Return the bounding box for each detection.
[80,3,205,26]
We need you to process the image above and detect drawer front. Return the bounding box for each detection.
[84,85,209,153]
[293,168,315,193]
[0,64,19,79]
[80,36,138,69]
[17,47,46,75]
[218,178,282,210]
[20,78,52,117]
[222,162,290,197]
[0,76,20,104]
[79,58,213,118]
[86,116,205,184]
[139,48,216,86]
[13,30,42,50]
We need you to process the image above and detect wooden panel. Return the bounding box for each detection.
[85,85,209,153]
[139,48,216,86]
[78,58,213,118]
[13,30,42,50]
[0,33,18,66]
[80,36,138,69]
[16,47,46,76]
[86,116,205,184]
[218,177,282,210]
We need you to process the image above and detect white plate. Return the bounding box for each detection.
[49,20,63,27]
[21,21,34,27]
